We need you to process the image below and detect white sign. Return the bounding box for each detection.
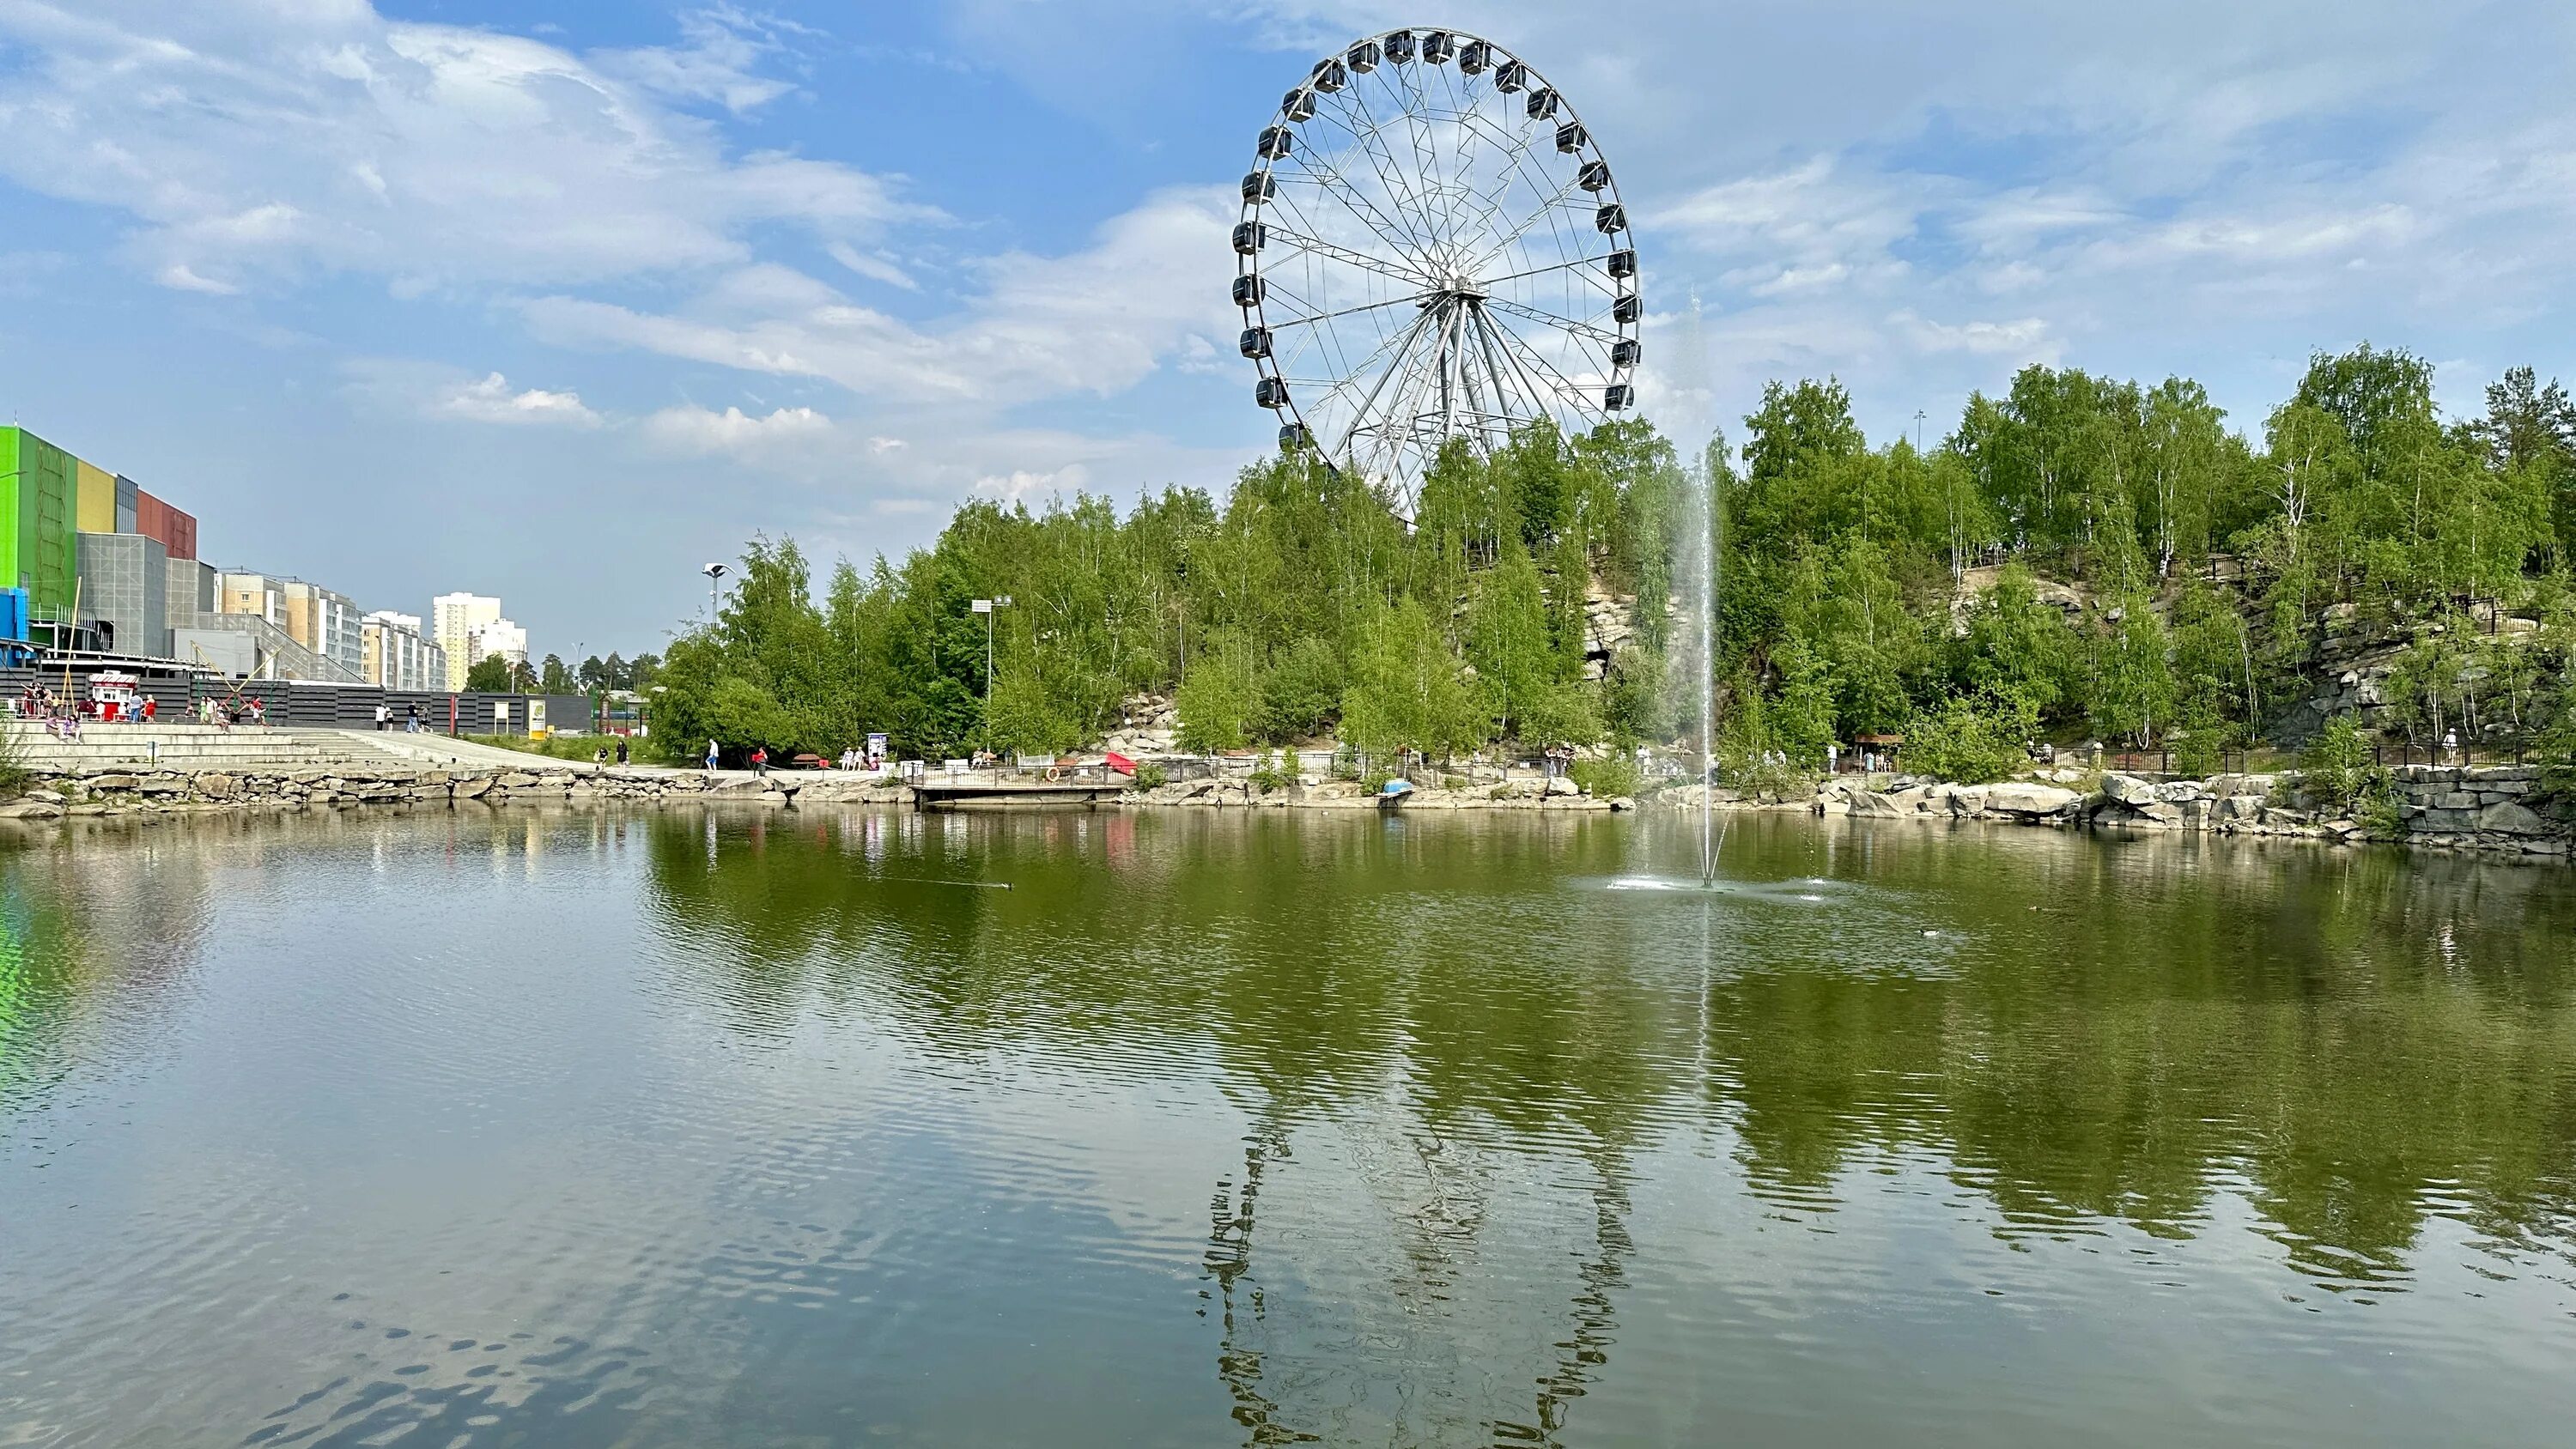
[969,598,993,614]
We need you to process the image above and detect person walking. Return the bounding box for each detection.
[750,745,769,779]
[141,694,157,723]
[374,700,390,731]
[405,702,421,733]
[615,737,629,766]
[705,737,720,775]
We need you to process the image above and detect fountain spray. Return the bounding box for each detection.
[1697,444,1722,886]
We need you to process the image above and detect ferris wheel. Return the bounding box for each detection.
[1233,27,1640,509]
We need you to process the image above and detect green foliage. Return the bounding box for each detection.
[986,672,1077,757]
[1465,543,1568,740]
[1249,749,1290,792]
[1256,635,1343,742]
[1570,753,1641,799]
[1342,598,1480,762]
[1175,640,1257,753]
[463,653,514,692]
[0,717,29,797]
[2088,596,2175,748]
[1128,761,1169,791]
[601,347,2574,779]
[1957,563,2081,719]
[2296,716,2393,818]
[2533,674,2576,820]
[1907,694,2039,784]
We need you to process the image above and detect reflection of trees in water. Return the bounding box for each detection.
[639,806,2576,1306]
[1,828,223,1119]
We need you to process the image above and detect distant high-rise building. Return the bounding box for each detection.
[279,579,361,678]
[471,618,528,672]
[361,610,445,692]
[432,591,502,690]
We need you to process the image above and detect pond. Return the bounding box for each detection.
[3,807,2573,1446]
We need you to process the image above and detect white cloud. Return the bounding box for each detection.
[527,186,1237,408]
[1886,311,2057,361]
[0,1,929,293]
[641,403,836,456]
[826,241,920,292]
[595,4,803,114]
[432,372,602,427]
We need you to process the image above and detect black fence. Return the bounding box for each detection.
[1,666,594,735]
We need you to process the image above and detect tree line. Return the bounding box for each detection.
[641,344,2576,780]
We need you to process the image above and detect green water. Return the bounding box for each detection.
[3,807,2573,1446]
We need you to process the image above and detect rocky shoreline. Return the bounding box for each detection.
[0,760,1633,822]
[0,762,918,822]
[1664,765,2573,858]
[0,756,2565,858]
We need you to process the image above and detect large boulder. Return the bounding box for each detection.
[2479,800,2553,837]
[1984,784,2081,818]
[2100,772,2157,805]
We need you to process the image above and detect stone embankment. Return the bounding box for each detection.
[0,762,917,822]
[1663,766,2571,858]
[0,761,1640,822]
[1120,774,1625,811]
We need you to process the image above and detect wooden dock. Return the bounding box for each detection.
[912,779,1126,810]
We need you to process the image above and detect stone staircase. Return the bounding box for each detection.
[6,722,478,773]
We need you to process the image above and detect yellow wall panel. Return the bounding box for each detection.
[76,459,117,534]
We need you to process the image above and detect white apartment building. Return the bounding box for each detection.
[431,591,502,690]
[361,610,447,692]
[471,618,529,670]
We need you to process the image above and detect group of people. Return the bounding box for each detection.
[201,695,265,728]
[699,740,771,776]
[369,702,425,732]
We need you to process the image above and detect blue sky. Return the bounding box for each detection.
[2,1,2571,658]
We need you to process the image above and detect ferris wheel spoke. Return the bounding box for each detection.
[1472,304,1560,423]
[1327,83,1447,263]
[1482,294,1621,348]
[1267,289,1439,332]
[1478,252,1619,293]
[1352,308,1449,460]
[1299,304,1436,427]
[1281,107,1443,269]
[1272,172,1434,279]
[1260,224,1436,289]
[1466,155,1595,277]
[1387,57,1465,251]
[1481,303,1607,417]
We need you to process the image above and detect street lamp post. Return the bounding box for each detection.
[971,595,1012,752]
[702,562,729,623]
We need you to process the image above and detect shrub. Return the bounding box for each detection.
[2295,715,2390,816]
[0,720,27,797]
[1127,761,1169,791]
[1249,749,1290,792]
[1570,754,1641,798]
[1905,694,2038,784]
[1257,638,1343,742]
[2534,676,2576,821]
